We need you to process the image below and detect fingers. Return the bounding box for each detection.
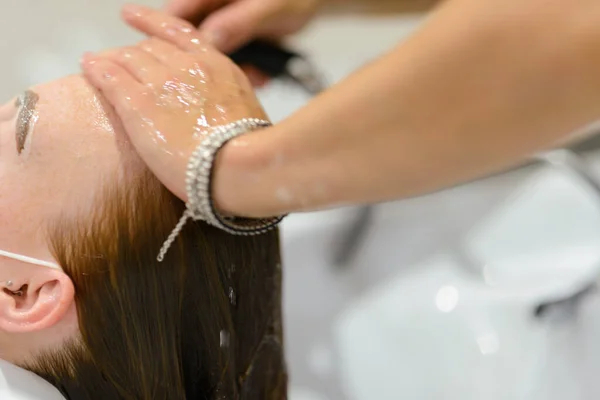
[137,37,194,69]
[201,0,278,53]
[92,38,204,87]
[85,37,223,95]
[80,55,146,117]
[162,0,209,21]
[95,46,168,86]
[119,5,237,79]
[122,4,216,53]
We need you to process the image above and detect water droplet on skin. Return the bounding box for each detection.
[188,68,202,78]
[194,65,208,80]
[141,116,155,127]
[196,115,209,129]
[114,52,264,189]
[160,21,193,35]
[158,79,207,111]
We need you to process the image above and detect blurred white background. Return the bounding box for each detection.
[4,1,600,399]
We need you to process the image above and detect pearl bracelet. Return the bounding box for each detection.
[157,118,286,262]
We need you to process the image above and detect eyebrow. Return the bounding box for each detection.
[14,90,39,154]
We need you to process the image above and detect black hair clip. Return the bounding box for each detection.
[228,40,327,95]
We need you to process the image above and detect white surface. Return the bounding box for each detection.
[0,361,64,400]
[465,168,600,298]
[331,167,600,400]
[283,164,600,400]
[334,255,600,400]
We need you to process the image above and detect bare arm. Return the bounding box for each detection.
[83,3,600,219]
[214,0,600,217]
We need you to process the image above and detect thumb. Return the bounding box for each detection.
[201,0,277,53]
[163,0,210,20]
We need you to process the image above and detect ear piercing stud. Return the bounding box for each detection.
[3,281,23,296]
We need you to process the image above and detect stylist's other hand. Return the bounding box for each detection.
[80,4,267,203]
[164,0,320,52]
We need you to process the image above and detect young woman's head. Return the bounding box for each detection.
[0,75,287,399]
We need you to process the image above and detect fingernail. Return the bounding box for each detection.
[158,20,193,36]
[202,30,226,48]
[80,52,96,65]
[122,3,146,18]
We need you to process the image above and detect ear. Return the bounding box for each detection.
[0,268,75,333]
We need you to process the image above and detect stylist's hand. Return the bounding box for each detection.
[80,4,267,203]
[165,0,320,52]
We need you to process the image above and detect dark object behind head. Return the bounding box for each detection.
[22,171,287,399]
[229,40,298,78]
[230,40,326,95]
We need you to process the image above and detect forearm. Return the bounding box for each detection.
[214,0,600,217]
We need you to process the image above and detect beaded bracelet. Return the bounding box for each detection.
[157,118,286,262]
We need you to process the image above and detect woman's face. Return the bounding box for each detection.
[0,75,136,265]
[0,75,142,362]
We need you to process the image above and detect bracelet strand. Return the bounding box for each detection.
[157,118,285,262]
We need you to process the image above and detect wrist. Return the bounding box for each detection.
[213,116,350,217]
[211,125,281,218]
[158,119,283,261]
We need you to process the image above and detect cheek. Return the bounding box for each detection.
[36,150,120,216]
[0,171,49,255]
[0,138,122,253]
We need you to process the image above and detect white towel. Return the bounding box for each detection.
[0,360,65,400]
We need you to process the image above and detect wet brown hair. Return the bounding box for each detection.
[21,170,287,399]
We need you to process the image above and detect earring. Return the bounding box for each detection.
[3,281,23,296]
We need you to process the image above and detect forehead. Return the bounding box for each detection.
[31,75,141,177]
[34,75,115,148]
[26,76,122,194]
[0,75,140,257]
